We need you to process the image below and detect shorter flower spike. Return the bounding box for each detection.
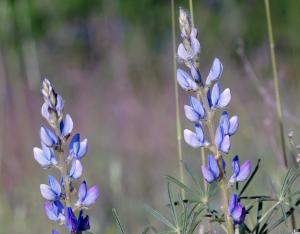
[229,155,252,183]
[184,123,208,148]
[66,208,90,233]
[206,58,223,86]
[44,200,65,223]
[40,175,61,201]
[208,83,231,109]
[228,194,246,224]
[201,155,220,183]
[76,181,100,207]
[177,69,198,91]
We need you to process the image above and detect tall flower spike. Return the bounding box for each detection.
[229,155,252,183]
[201,155,220,183]
[228,194,246,224]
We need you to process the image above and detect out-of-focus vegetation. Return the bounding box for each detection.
[1,0,300,233]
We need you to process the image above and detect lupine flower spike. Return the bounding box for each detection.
[33,79,99,233]
[176,8,251,229]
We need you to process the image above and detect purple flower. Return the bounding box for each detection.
[68,134,88,160]
[190,65,202,85]
[177,30,200,61]
[66,208,90,233]
[207,83,231,109]
[60,114,73,138]
[205,58,223,86]
[68,159,83,180]
[229,155,252,183]
[184,96,205,122]
[40,175,61,201]
[76,181,99,207]
[52,229,59,234]
[184,123,209,148]
[40,126,58,147]
[177,69,199,91]
[201,155,220,183]
[44,200,65,223]
[228,194,246,224]
[218,112,239,136]
[33,144,58,168]
[215,125,230,154]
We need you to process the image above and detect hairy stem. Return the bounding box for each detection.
[171,0,185,198]
[264,0,295,229]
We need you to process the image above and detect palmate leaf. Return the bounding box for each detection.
[181,160,204,195]
[144,204,176,231]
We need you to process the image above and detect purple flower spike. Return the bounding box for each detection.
[40,126,58,147]
[201,155,220,183]
[40,175,61,201]
[184,123,208,148]
[177,69,199,91]
[66,208,90,233]
[68,134,88,160]
[33,144,57,168]
[206,58,223,86]
[229,155,252,183]
[60,114,73,138]
[68,159,83,180]
[77,181,100,207]
[184,96,205,122]
[209,83,231,109]
[44,200,65,223]
[228,194,246,224]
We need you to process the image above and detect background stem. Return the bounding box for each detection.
[171,0,185,198]
[264,0,296,229]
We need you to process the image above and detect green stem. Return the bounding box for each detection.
[189,0,194,26]
[264,0,295,229]
[171,0,185,198]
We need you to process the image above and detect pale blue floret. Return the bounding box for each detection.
[229,155,252,183]
[184,123,209,148]
[205,58,223,86]
[68,159,83,180]
[33,144,58,168]
[228,194,246,224]
[201,155,220,183]
[184,96,205,122]
[215,125,231,154]
[76,181,100,207]
[59,114,73,138]
[40,126,58,147]
[177,69,199,91]
[44,200,65,223]
[208,83,231,109]
[68,134,88,160]
[219,111,239,136]
[40,175,62,201]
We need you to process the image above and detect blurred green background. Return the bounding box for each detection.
[1,0,300,233]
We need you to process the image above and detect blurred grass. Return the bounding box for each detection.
[1,0,300,233]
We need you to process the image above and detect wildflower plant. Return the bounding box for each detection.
[33,79,99,234]
[130,8,300,234]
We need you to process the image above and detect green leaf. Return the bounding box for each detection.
[112,208,127,234]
